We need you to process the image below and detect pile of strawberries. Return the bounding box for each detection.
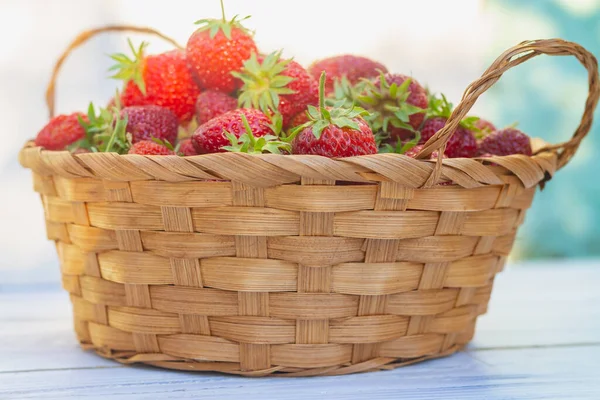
[34,1,532,159]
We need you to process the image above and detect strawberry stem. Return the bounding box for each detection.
[318,71,326,119]
[104,113,128,153]
[240,113,254,140]
[113,88,122,111]
[220,0,226,21]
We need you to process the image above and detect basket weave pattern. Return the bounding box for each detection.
[20,150,547,376]
[19,36,599,376]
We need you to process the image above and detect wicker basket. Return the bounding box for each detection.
[19,27,600,376]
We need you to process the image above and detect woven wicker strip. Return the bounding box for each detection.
[20,26,600,376]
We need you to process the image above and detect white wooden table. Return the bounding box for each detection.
[1,261,599,399]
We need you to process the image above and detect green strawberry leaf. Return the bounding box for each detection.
[393,110,410,122]
[222,113,290,154]
[151,137,175,151]
[381,116,389,133]
[307,105,321,120]
[378,141,403,154]
[108,39,147,95]
[389,82,398,99]
[268,112,284,136]
[234,50,297,115]
[357,95,377,105]
[374,131,390,147]
[311,119,329,139]
[400,131,421,154]
[404,103,426,115]
[194,1,252,39]
[395,78,412,96]
[335,117,360,130]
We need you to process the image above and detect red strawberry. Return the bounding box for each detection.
[191,108,272,154]
[293,116,376,158]
[195,90,237,125]
[403,144,443,159]
[478,128,532,156]
[419,117,446,143]
[358,73,427,141]
[308,55,387,93]
[291,72,377,158]
[419,117,478,158]
[128,140,174,155]
[178,138,198,156]
[35,113,87,150]
[234,51,319,127]
[475,118,496,135]
[121,105,178,144]
[289,111,311,128]
[110,42,200,122]
[186,4,257,93]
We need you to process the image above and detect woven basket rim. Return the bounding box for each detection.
[20,140,556,161]
[19,139,560,189]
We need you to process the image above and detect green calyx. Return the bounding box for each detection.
[69,90,132,154]
[378,131,421,154]
[233,51,296,114]
[426,92,453,119]
[427,92,480,132]
[194,0,251,39]
[108,39,148,95]
[267,112,284,137]
[222,113,291,154]
[151,137,175,152]
[289,72,370,140]
[194,15,252,39]
[326,76,365,109]
[102,112,130,154]
[356,72,424,135]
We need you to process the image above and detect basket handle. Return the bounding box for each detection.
[416,39,600,181]
[45,25,182,119]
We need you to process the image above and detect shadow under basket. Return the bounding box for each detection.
[19,32,600,376]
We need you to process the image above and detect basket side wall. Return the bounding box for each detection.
[32,172,533,375]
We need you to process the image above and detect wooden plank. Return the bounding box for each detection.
[0,346,598,399]
[0,262,598,399]
[471,263,600,349]
[0,290,118,373]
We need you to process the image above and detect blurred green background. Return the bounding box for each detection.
[486,0,600,259]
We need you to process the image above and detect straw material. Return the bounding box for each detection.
[19,29,600,376]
